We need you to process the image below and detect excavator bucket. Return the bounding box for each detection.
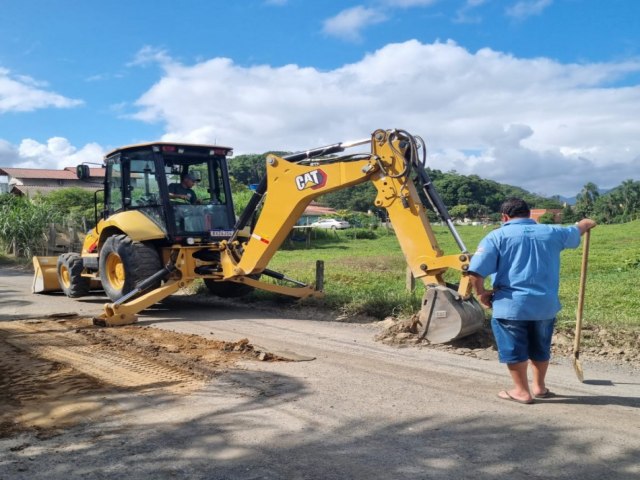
[418,285,485,344]
[32,256,62,293]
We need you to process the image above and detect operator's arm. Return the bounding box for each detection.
[577,218,597,235]
[168,184,181,199]
[169,192,189,201]
[168,184,193,202]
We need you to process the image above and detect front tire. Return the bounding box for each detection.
[57,253,90,298]
[99,235,162,301]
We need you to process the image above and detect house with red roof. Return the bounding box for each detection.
[0,167,104,197]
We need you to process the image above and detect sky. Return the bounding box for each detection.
[1,0,639,197]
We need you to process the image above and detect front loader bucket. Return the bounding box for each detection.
[418,285,485,344]
[32,256,62,293]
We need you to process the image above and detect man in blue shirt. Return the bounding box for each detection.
[469,198,596,404]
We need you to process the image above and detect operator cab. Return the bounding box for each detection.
[100,142,236,244]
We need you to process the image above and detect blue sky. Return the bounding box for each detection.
[1,0,639,196]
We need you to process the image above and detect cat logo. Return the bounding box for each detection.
[295,169,327,191]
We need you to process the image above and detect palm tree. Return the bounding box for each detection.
[618,180,640,222]
[575,182,600,217]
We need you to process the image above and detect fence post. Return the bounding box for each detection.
[315,260,324,292]
[48,223,57,256]
[69,226,77,252]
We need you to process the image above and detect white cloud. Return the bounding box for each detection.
[85,72,124,82]
[0,137,105,170]
[0,67,83,113]
[506,0,553,20]
[128,46,175,68]
[322,6,387,42]
[455,0,487,23]
[323,1,438,41]
[382,0,437,6]
[129,40,640,197]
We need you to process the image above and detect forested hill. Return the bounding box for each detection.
[228,153,564,217]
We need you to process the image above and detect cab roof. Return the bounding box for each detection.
[105,141,233,158]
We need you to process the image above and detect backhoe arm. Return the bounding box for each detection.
[220,129,484,343]
[222,129,472,298]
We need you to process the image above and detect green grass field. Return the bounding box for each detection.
[253,221,640,330]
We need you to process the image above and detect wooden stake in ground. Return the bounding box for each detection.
[572,229,591,383]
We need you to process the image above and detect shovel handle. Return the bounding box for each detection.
[573,229,591,354]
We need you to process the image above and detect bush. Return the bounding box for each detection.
[35,187,102,231]
[0,195,61,257]
[538,212,556,224]
[347,228,378,240]
[343,211,381,229]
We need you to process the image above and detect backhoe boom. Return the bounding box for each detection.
[219,128,484,342]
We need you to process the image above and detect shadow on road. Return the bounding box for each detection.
[0,288,33,320]
[539,394,640,408]
[3,373,638,480]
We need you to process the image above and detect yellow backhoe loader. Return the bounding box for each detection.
[33,128,484,343]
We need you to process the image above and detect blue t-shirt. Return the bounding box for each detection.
[468,218,581,321]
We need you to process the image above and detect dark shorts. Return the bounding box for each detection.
[491,318,556,364]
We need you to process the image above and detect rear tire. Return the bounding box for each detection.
[99,234,162,301]
[57,253,90,298]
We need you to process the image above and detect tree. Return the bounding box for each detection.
[227,151,289,187]
[561,204,578,224]
[592,194,621,224]
[35,187,102,230]
[618,179,640,222]
[449,204,469,220]
[467,203,490,219]
[227,154,268,186]
[322,183,378,212]
[538,212,556,224]
[575,182,600,218]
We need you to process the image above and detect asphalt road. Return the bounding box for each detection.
[1,267,639,480]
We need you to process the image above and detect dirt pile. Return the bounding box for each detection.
[375,316,640,367]
[374,316,497,360]
[0,318,280,438]
[553,324,640,366]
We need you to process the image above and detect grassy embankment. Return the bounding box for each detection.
[250,221,640,330]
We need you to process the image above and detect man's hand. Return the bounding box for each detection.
[478,290,494,310]
[577,218,597,235]
[468,272,493,310]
